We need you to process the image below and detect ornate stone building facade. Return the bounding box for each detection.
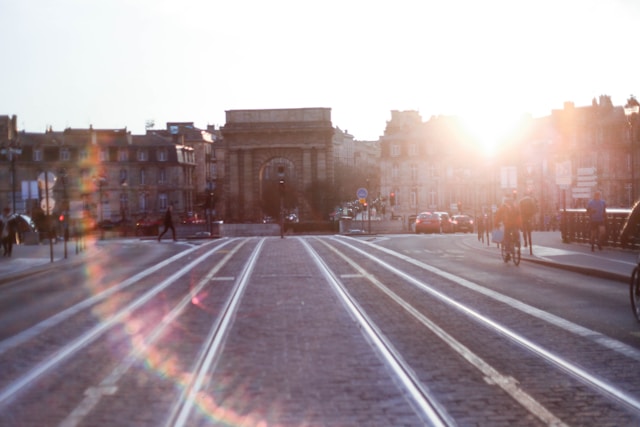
[1,125,196,224]
[221,108,334,222]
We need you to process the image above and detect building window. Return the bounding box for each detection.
[79,149,88,161]
[392,164,399,179]
[158,168,166,184]
[99,149,108,162]
[60,147,71,161]
[391,144,400,157]
[157,149,168,161]
[139,169,146,186]
[137,150,148,161]
[409,144,417,156]
[139,192,147,212]
[119,169,128,184]
[33,148,42,161]
[411,164,418,181]
[159,193,168,211]
[118,149,129,162]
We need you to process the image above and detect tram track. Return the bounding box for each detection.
[1,235,640,426]
[0,238,251,423]
[318,235,640,425]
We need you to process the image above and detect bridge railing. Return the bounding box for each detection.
[559,208,640,250]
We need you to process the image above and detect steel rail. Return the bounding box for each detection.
[167,237,266,427]
[300,237,455,427]
[59,238,250,427]
[0,239,237,407]
[333,235,640,415]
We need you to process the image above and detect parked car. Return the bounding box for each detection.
[452,214,474,233]
[97,219,117,230]
[415,212,442,234]
[181,212,205,224]
[434,212,455,233]
[135,216,161,236]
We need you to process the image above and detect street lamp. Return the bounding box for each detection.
[277,165,285,239]
[94,175,107,239]
[1,115,20,213]
[2,145,22,213]
[120,180,128,236]
[625,102,639,206]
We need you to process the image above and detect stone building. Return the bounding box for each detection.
[379,97,640,228]
[379,110,482,220]
[3,125,195,225]
[220,108,335,223]
[146,122,223,220]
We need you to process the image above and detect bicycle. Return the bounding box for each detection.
[500,228,521,266]
[630,254,640,322]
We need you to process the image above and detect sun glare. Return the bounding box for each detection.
[459,112,527,158]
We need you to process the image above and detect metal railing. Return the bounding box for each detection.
[559,208,639,249]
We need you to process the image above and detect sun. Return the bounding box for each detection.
[458,111,527,158]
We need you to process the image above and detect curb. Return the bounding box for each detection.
[521,256,629,284]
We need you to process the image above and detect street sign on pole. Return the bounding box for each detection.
[356,187,368,199]
[41,197,55,214]
[555,160,572,186]
[38,171,56,190]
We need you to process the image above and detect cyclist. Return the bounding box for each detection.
[494,195,522,261]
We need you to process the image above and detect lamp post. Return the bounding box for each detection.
[1,116,20,213]
[120,180,128,236]
[59,169,69,258]
[95,175,107,239]
[277,165,285,239]
[2,145,22,213]
[624,103,639,206]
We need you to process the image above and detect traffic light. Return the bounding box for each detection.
[390,192,396,206]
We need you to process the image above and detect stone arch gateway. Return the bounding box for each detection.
[221,108,335,223]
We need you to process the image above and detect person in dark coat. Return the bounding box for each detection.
[158,204,176,242]
[1,207,15,257]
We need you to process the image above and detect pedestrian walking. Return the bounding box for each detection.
[519,193,537,252]
[0,207,13,257]
[587,190,607,251]
[477,213,490,246]
[158,204,176,242]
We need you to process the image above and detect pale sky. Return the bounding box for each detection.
[1,0,639,142]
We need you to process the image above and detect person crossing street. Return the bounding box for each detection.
[158,204,176,242]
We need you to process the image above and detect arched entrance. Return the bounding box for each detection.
[259,157,298,221]
[221,108,335,222]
